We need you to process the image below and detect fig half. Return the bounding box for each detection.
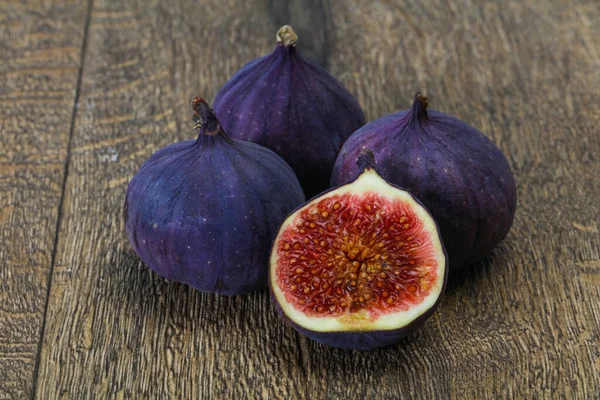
[269,151,447,350]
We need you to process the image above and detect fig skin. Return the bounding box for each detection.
[331,94,517,269]
[269,150,448,350]
[124,97,305,295]
[212,25,366,198]
[270,286,445,350]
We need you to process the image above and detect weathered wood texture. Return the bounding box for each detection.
[2,0,599,398]
[0,1,88,398]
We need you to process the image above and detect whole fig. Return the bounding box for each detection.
[212,25,366,198]
[124,97,305,295]
[331,94,517,269]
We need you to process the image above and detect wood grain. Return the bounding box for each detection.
[0,1,89,398]
[16,0,600,398]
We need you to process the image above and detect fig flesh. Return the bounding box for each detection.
[212,25,366,198]
[270,151,447,349]
[332,94,517,268]
[124,97,305,295]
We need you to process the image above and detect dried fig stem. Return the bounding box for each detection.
[277,25,298,47]
[191,97,232,142]
[357,149,377,172]
[410,92,429,123]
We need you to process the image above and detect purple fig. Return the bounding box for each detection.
[124,97,305,295]
[212,25,366,198]
[331,94,517,269]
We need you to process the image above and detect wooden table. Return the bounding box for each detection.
[2,0,599,398]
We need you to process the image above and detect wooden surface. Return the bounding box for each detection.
[1,0,599,398]
[0,1,88,397]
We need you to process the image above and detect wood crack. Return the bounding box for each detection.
[29,0,95,398]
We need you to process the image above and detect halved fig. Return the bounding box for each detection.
[269,150,447,350]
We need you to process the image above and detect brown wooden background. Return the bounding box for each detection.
[1,0,599,398]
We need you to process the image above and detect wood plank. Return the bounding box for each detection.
[35,0,600,398]
[0,0,90,398]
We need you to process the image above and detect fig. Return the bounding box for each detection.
[124,97,305,295]
[331,94,517,269]
[270,150,447,350]
[212,25,366,198]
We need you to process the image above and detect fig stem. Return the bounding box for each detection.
[357,149,377,172]
[277,25,298,47]
[410,92,429,124]
[191,97,232,143]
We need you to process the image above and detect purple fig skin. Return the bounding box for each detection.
[124,98,305,295]
[331,94,517,269]
[269,282,445,350]
[212,25,366,198]
[269,150,448,350]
